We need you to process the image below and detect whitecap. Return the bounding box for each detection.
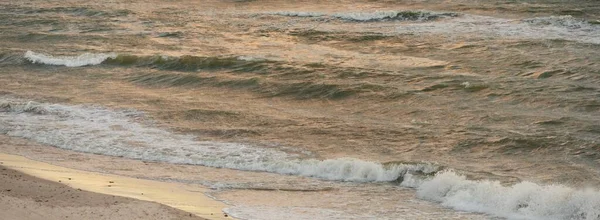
[410,171,600,220]
[24,51,117,67]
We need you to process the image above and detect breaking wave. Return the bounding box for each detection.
[2,98,600,219]
[407,171,600,220]
[24,51,116,67]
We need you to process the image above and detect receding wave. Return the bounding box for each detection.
[24,51,116,67]
[0,98,437,182]
[268,10,458,22]
[2,98,600,219]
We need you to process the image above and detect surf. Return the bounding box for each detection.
[2,97,600,220]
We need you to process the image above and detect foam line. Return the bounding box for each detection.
[405,171,600,220]
[0,99,436,183]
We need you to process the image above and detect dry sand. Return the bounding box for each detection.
[0,153,228,220]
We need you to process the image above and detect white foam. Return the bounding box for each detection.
[395,15,600,44]
[332,11,402,21]
[408,171,600,220]
[268,10,454,22]
[332,11,450,22]
[24,51,117,67]
[237,55,264,61]
[0,98,436,183]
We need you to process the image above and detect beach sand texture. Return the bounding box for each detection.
[0,153,228,220]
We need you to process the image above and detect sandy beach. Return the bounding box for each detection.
[0,165,208,220]
[0,136,228,220]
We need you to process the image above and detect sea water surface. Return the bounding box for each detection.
[1,0,600,219]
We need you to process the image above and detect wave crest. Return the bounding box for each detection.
[24,51,116,67]
[410,171,600,220]
[103,54,269,72]
[268,10,458,22]
[0,101,48,114]
[333,11,458,22]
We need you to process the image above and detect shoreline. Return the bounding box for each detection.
[0,153,229,220]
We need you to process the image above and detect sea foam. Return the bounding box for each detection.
[408,171,600,220]
[24,51,116,67]
[268,10,457,22]
[393,14,600,44]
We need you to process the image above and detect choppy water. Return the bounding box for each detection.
[1,0,600,219]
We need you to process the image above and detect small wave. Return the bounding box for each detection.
[403,171,600,220]
[0,52,25,65]
[103,54,269,71]
[127,73,374,100]
[24,51,116,67]
[523,16,598,30]
[268,10,458,22]
[393,14,600,44]
[333,11,457,22]
[22,52,270,71]
[18,6,132,17]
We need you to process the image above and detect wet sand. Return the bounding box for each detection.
[0,151,228,220]
[0,167,207,220]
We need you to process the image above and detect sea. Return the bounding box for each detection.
[1,0,600,219]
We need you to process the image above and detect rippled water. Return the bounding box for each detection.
[1,0,599,219]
